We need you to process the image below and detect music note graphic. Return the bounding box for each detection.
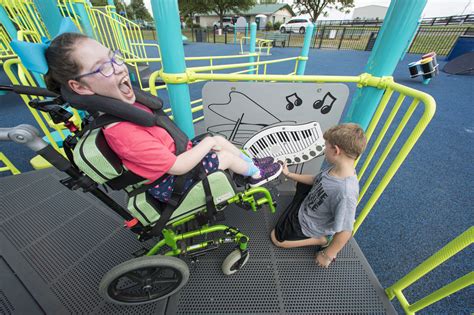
[285,92,303,110]
[313,92,337,114]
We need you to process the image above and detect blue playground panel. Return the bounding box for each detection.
[446,35,474,61]
[0,44,473,314]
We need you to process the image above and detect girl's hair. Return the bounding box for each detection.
[323,123,367,159]
[44,32,88,93]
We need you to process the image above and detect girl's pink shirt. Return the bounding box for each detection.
[102,103,192,182]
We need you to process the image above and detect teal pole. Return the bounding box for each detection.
[72,2,95,37]
[248,22,256,74]
[244,23,248,44]
[343,0,428,130]
[401,20,421,60]
[32,0,63,37]
[233,24,237,44]
[151,0,194,138]
[0,5,17,40]
[296,23,315,75]
[107,0,117,13]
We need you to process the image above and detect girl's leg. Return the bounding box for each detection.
[212,135,243,157]
[216,150,257,175]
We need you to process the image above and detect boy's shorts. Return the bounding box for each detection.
[148,138,219,203]
[274,182,313,242]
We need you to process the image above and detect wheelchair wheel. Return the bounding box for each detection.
[222,249,250,275]
[99,255,189,305]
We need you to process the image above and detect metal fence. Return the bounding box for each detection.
[140,18,473,56]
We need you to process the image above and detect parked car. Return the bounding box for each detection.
[213,16,237,31]
[279,17,312,34]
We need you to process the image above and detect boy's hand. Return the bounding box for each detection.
[280,161,290,176]
[315,251,333,268]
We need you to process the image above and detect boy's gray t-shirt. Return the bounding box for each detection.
[298,169,359,238]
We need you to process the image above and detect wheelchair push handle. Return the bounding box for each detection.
[0,84,59,98]
[0,124,48,152]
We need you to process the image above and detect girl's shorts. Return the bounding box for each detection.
[148,139,219,203]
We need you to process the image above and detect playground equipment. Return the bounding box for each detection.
[408,52,439,84]
[1,0,472,313]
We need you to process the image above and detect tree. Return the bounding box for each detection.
[179,0,209,28]
[129,0,153,21]
[204,0,255,29]
[293,0,354,22]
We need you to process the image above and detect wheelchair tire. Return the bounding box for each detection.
[99,255,189,305]
[222,249,250,275]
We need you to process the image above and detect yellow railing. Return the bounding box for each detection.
[385,227,473,314]
[151,70,436,236]
[3,58,77,168]
[0,0,49,38]
[0,152,21,174]
[148,54,301,121]
[0,25,15,63]
[57,0,88,34]
[239,36,273,55]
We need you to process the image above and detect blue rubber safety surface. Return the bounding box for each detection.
[0,42,473,314]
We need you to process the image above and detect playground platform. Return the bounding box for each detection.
[0,168,396,314]
[1,46,473,314]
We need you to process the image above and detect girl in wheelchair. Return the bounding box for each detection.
[43,33,282,202]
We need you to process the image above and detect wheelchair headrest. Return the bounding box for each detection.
[61,87,163,127]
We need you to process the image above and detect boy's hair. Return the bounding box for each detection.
[44,32,88,93]
[323,123,367,159]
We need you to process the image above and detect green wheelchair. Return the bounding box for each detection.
[0,85,277,306]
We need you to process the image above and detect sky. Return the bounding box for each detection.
[129,0,473,20]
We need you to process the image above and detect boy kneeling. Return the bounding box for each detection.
[271,123,367,268]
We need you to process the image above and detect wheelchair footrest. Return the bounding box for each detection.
[186,243,220,258]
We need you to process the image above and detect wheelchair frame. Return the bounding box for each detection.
[0,85,278,305]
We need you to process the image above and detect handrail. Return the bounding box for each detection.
[0,152,21,174]
[240,36,273,55]
[385,227,473,314]
[150,70,436,237]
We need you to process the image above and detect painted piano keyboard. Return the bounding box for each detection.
[243,121,325,165]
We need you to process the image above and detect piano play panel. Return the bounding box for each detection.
[203,82,349,175]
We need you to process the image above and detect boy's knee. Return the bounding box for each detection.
[270,229,284,247]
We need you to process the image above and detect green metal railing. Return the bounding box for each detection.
[386,227,473,314]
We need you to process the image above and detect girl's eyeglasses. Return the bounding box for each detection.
[73,50,125,81]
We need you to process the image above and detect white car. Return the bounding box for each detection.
[279,17,312,34]
[213,17,236,31]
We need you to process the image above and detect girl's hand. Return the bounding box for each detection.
[315,251,333,268]
[211,145,222,152]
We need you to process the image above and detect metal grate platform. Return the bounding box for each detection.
[0,169,396,314]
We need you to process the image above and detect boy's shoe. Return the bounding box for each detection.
[252,156,275,168]
[248,162,283,187]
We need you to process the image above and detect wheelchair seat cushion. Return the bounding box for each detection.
[128,171,236,226]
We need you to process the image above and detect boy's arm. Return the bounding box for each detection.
[315,231,352,268]
[282,163,315,185]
